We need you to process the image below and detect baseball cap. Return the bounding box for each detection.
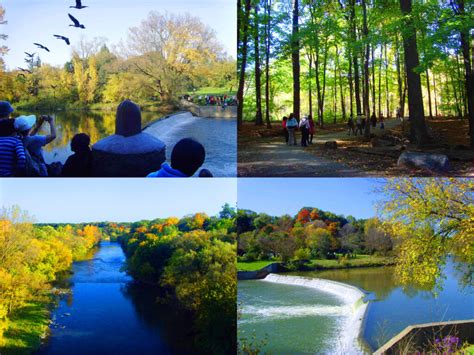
[14,115,37,132]
[0,101,14,117]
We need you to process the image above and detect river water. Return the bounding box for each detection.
[21,110,236,177]
[238,261,474,354]
[36,242,198,355]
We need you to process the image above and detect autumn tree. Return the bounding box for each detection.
[380,178,473,289]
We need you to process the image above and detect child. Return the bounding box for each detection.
[147,138,205,177]
[62,133,92,177]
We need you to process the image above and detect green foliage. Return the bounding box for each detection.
[119,205,236,354]
[380,178,473,290]
[0,206,100,351]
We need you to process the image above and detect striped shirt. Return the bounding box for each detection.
[0,137,26,176]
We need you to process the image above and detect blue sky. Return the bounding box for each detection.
[2,0,236,69]
[238,178,386,219]
[0,179,237,223]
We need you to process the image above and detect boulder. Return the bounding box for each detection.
[91,100,166,177]
[397,152,450,173]
[324,141,338,149]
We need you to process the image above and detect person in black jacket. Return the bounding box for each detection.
[61,133,92,177]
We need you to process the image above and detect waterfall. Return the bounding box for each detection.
[262,274,369,354]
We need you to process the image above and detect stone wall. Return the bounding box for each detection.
[179,100,237,119]
[374,320,474,354]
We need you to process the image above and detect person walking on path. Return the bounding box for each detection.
[282,116,289,143]
[286,113,298,146]
[347,116,355,135]
[308,115,315,144]
[299,116,310,147]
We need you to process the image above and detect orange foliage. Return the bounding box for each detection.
[296,209,311,224]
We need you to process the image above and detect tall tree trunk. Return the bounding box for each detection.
[395,34,404,117]
[433,72,439,117]
[378,44,383,117]
[338,47,346,121]
[333,46,338,124]
[400,0,428,145]
[425,68,433,119]
[456,53,468,118]
[350,0,362,116]
[264,0,272,128]
[385,43,390,117]
[362,0,371,139]
[348,51,354,117]
[237,0,251,131]
[371,45,376,116]
[292,0,300,120]
[307,52,313,118]
[455,0,474,147]
[254,4,263,126]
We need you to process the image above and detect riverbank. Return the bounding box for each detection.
[237,255,395,273]
[1,302,50,355]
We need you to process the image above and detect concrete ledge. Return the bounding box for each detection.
[374,319,474,354]
[237,263,281,280]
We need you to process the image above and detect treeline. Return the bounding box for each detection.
[118,204,237,354]
[0,206,101,348]
[237,0,474,147]
[0,11,235,109]
[237,207,394,262]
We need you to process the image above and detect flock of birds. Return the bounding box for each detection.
[17,0,88,74]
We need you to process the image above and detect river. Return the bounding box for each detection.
[36,241,198,355]
[238,261,474,354]
[20,110,236,177]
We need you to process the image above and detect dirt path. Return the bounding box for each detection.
[238,119,402,177]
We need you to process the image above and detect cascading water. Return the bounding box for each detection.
[238,274,368,354]
[262,274,368,354]
[144,112,236,177]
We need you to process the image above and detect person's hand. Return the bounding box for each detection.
[43,115,54,123]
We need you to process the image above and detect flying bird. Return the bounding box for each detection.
[17,67,32,74]
[24,52,35,58]
[68,14,85,29]
[54,34,70,45]
[70,0,88,9]
[33,43,50,52]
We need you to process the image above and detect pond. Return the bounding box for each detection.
[36,241,199,355]
[18,110,237,177]
[238,261,474,354]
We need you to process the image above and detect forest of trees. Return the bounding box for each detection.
[0,9,235,109]
[0,206,102,348]
[237,207,394,263]
[238,178,473,290]
[237,0,474,147]
[118,204,237,354]
[0,204,237,353]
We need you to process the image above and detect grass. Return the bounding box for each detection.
[308,254,394,269]
[187,87,236,96]
[1,302,50,355]
[237,255,394,272]
[465,344,474,354]
[237,260,275,271]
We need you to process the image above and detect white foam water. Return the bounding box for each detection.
[262,274,368,354]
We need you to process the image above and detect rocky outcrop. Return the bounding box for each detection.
[397,151,450,173]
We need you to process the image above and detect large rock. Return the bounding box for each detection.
[397,152,450,173]
[91,100,166,177]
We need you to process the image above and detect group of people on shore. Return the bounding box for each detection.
[347,112,385,136]
[282,113,315,147]
[0,100,212,178]
[182,94,237,107]
[0,101,93,177]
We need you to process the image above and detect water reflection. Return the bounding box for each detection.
[18,110,158,164]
